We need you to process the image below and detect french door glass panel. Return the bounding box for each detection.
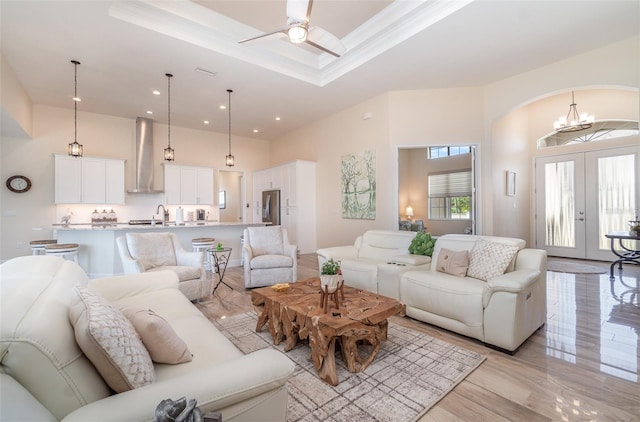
[536,146,638,260]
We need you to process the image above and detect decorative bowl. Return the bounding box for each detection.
[271,283,290,292]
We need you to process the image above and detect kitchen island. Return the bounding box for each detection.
[54,222,267,278]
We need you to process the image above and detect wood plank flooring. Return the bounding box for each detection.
[195,255,640,421]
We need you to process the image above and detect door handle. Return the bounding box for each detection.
[576,217,585,221]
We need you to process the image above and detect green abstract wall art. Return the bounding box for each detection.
[341,149,376,219]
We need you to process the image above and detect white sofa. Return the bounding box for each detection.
[400,234,547,352]
[316,230,431,299]
[0,256,294,421]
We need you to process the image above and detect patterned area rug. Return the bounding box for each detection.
[547,260,607,274]
[213,312,486,422]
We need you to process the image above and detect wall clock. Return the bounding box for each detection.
[6,175,32,193]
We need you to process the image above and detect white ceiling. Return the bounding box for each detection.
[1,0,638,141]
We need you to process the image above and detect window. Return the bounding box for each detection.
[428,170,472,220]
[428,146,471,159]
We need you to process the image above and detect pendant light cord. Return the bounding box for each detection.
[73,60,79,143]
[167,73,172,149]
[227,89,232,154]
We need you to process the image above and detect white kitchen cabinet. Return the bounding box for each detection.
[54,154,125,204]
[54,155,82,204]
[105,159,125,204]
[252,160,316,254]
[164,164,214,205]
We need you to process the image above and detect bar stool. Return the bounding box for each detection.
[44,243,79,263]
[30,239,57,255]
[192,237,216,271]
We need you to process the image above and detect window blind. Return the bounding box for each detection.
[428,170,472,197]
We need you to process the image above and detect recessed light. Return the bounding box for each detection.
[275,116,281,121]
[152,90,160,95]
[146,110,153,114]
[253,129,259,133]
[204,120,209,125]
[219,105,226,110]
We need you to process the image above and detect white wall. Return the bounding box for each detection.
[0,104,270,261]
[268,37,639,249]
[1,54,33,138]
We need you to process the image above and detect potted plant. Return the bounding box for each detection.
[320,258,342,294]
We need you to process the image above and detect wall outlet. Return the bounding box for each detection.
[16,241,26,249]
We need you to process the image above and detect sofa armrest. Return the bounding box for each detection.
[482,269,541,307]
[515,248,547,272]
[316,246,359,260]
[88,271,180,302]
[61,349,294,422]
[0,374,57,422]
[390,254,432,266]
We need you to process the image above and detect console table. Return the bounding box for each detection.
[605,231,640,280]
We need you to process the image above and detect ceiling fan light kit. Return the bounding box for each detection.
[239,0,344,57]
[288,24,307,44]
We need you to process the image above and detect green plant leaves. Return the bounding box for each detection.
[408,232,436,256]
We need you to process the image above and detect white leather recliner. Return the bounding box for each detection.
[242,226,297,288]
[116,232,213,301]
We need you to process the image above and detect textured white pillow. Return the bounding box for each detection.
[467,239,519,281]
[69,286,155,392]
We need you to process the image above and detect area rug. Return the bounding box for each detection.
[547,260,607,274]
[213,312,486,422]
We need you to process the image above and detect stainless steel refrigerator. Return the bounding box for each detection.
[262,189,281,225]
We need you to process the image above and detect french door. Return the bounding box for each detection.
[534,146,638,260]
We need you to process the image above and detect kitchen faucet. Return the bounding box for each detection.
[156,204,169,225]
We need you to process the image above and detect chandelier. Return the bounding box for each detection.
[553,91,594,133]
[226,89,235,167]
[164,73,175,161]
[68,60,83,157]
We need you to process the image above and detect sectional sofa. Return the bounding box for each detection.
[317,231,547,352]
[1,256,294,421]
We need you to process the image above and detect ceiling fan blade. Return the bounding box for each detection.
[287,0,312,23]
[239,28,288,44]
[306,26,345,57]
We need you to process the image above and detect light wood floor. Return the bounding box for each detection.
[195,255,640,421]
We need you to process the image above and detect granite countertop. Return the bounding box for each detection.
[52,221,266,230]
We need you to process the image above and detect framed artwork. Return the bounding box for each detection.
[341,149,376,219]
[506,171,516,196]
[219,190,226,209]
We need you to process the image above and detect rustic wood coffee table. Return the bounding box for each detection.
[251,278,405,386]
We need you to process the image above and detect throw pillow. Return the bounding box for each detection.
[435,248,469,277]
[69,286,155,392]
[467,239,519,281]
[121,307,193,364]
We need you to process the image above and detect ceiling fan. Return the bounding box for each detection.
[239,0,346,58]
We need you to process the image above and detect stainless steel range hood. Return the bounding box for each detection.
[128,117,163,193]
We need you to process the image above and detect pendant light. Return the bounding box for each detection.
[164,73,175,161]
[225,89,235,167]
[68,60,83,157]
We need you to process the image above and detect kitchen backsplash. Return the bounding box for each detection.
[54,193,219,224]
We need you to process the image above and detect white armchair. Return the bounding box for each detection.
[116,232,213,301]
[242,226,297,288]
